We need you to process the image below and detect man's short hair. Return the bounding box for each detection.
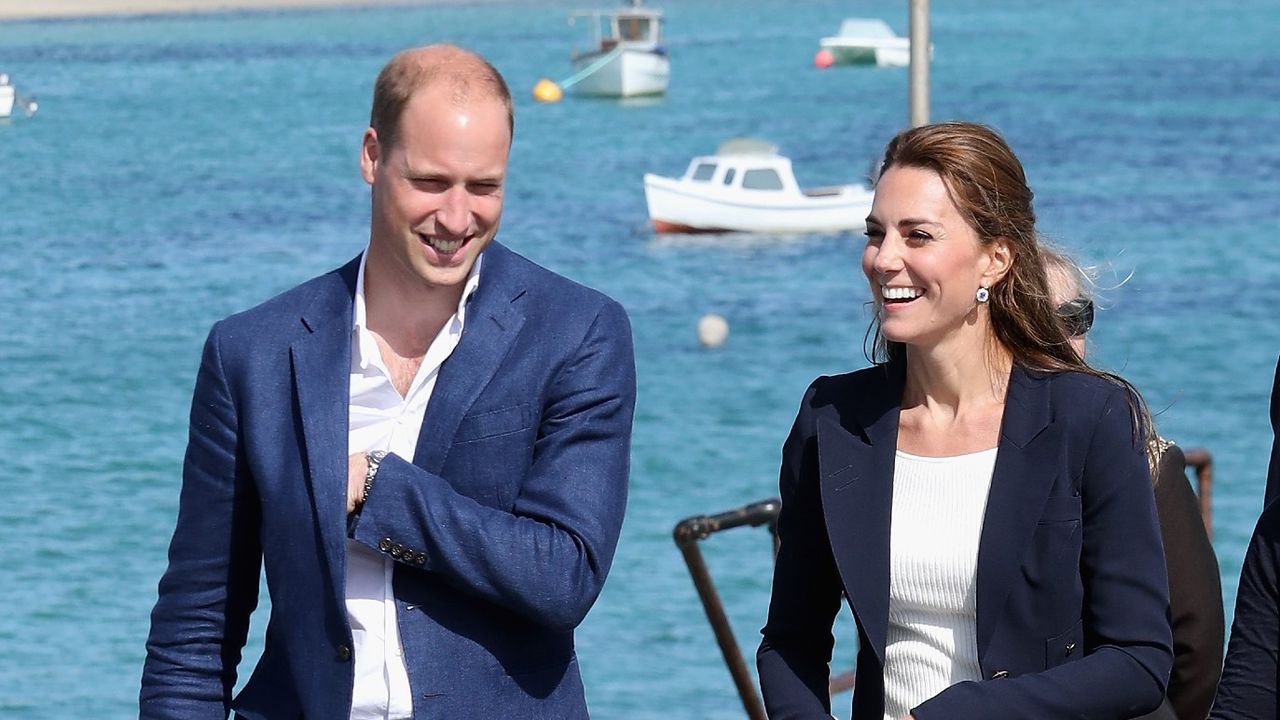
[369,45,515,150]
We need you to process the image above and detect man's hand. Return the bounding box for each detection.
[347,452,369,515]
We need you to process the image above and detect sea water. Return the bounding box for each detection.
[1,0,1278,716]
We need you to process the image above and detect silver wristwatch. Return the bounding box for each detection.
[363,450,387,505]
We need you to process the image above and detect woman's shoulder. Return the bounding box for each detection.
[1028,367,1134,407]
[804,364,898,404]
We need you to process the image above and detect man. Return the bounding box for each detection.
[141,45,636,719]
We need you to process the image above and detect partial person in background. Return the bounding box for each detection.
[1211,359,1280,719]
[1044,250,1223,720]
[757,121,1172,720]
[1211,501,1280,719]
[1266,356,1280,507]
[141,45,636,719]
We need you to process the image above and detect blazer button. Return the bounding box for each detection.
[337,644,351,661]
[1065,642,1076,656]
[991,670,1009,679]
[390,546,403,559]
[378,538,392,552]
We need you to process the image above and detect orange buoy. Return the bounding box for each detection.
[814,49,835,69]
[532,78,564,103]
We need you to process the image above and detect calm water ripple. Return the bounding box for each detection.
[2,0,1279,716]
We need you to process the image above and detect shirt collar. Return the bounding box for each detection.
[352,249,483,371]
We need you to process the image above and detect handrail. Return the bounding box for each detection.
[1183,447,1213,539]
[673,499,779,720]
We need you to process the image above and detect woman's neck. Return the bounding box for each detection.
[902,334,1013,413]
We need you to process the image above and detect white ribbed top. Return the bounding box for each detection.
[882,448,997,720]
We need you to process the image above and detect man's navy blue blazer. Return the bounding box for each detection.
[141,242,636,719]
[757,362,1173,720]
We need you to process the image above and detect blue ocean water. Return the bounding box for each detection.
[2,0,1279,716]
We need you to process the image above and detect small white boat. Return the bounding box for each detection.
[818,18,927,67]
[643,139,876,234]
[567,0,669,97]
[0,73,38,119]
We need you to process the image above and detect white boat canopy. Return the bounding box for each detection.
[835,19,899,39]
[715,138,778,156]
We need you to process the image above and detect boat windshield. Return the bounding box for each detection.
[742,168,784,190]
[615,14,654,42]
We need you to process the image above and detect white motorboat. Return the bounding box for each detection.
[818,18,928,68]
[567,0,669,97]
[0,73,38,119]
[643,139,876,234]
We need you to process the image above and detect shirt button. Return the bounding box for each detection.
[337,644,351,661]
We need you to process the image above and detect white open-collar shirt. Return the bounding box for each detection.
[346,250,481,719]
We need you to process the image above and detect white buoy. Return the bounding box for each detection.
[697,313,729,348]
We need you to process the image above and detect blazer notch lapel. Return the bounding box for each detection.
[291,266,358,587]
[975,368,1062,660]
[414,299,526,474]
[817,415,894,665]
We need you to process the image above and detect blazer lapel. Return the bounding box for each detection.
[413,243,527,474]
[974,366,1062,662]
[817,363,904,666]
[292,258,359,582]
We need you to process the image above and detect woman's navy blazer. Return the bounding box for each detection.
[758,362,1173,720]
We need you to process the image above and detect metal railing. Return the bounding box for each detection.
[672,449,1214,717]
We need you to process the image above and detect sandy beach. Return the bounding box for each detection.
[0,0,470,22]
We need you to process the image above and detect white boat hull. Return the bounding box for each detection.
[0,86,14,119]
[572,49,669,97]
[819,37,914,67]
[644,174,874,234]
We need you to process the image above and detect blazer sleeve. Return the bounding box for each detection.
[349,300,635,631]
[1153,445,1224,720]
[1210,502,1280,719]
[915,384,1174,720]
[141,322,263,719]
[757,379,846,719]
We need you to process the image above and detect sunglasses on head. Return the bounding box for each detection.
[1057,297,1094,337]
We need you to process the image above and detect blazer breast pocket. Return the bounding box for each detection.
[450,404,536,509]
[454,404,534,444]
[1038,494,1082,524]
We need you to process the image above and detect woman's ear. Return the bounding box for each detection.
[983,238,1014,286]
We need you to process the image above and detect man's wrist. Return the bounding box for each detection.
[362,450,387,507]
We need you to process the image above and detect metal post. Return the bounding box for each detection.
[908,0,930,127]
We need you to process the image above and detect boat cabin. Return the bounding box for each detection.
[570,1,664,59]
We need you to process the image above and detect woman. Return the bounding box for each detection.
[756,122,1173,720]
[1044,250,1223,720]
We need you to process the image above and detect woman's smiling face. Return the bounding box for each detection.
[862,164,1005,351]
